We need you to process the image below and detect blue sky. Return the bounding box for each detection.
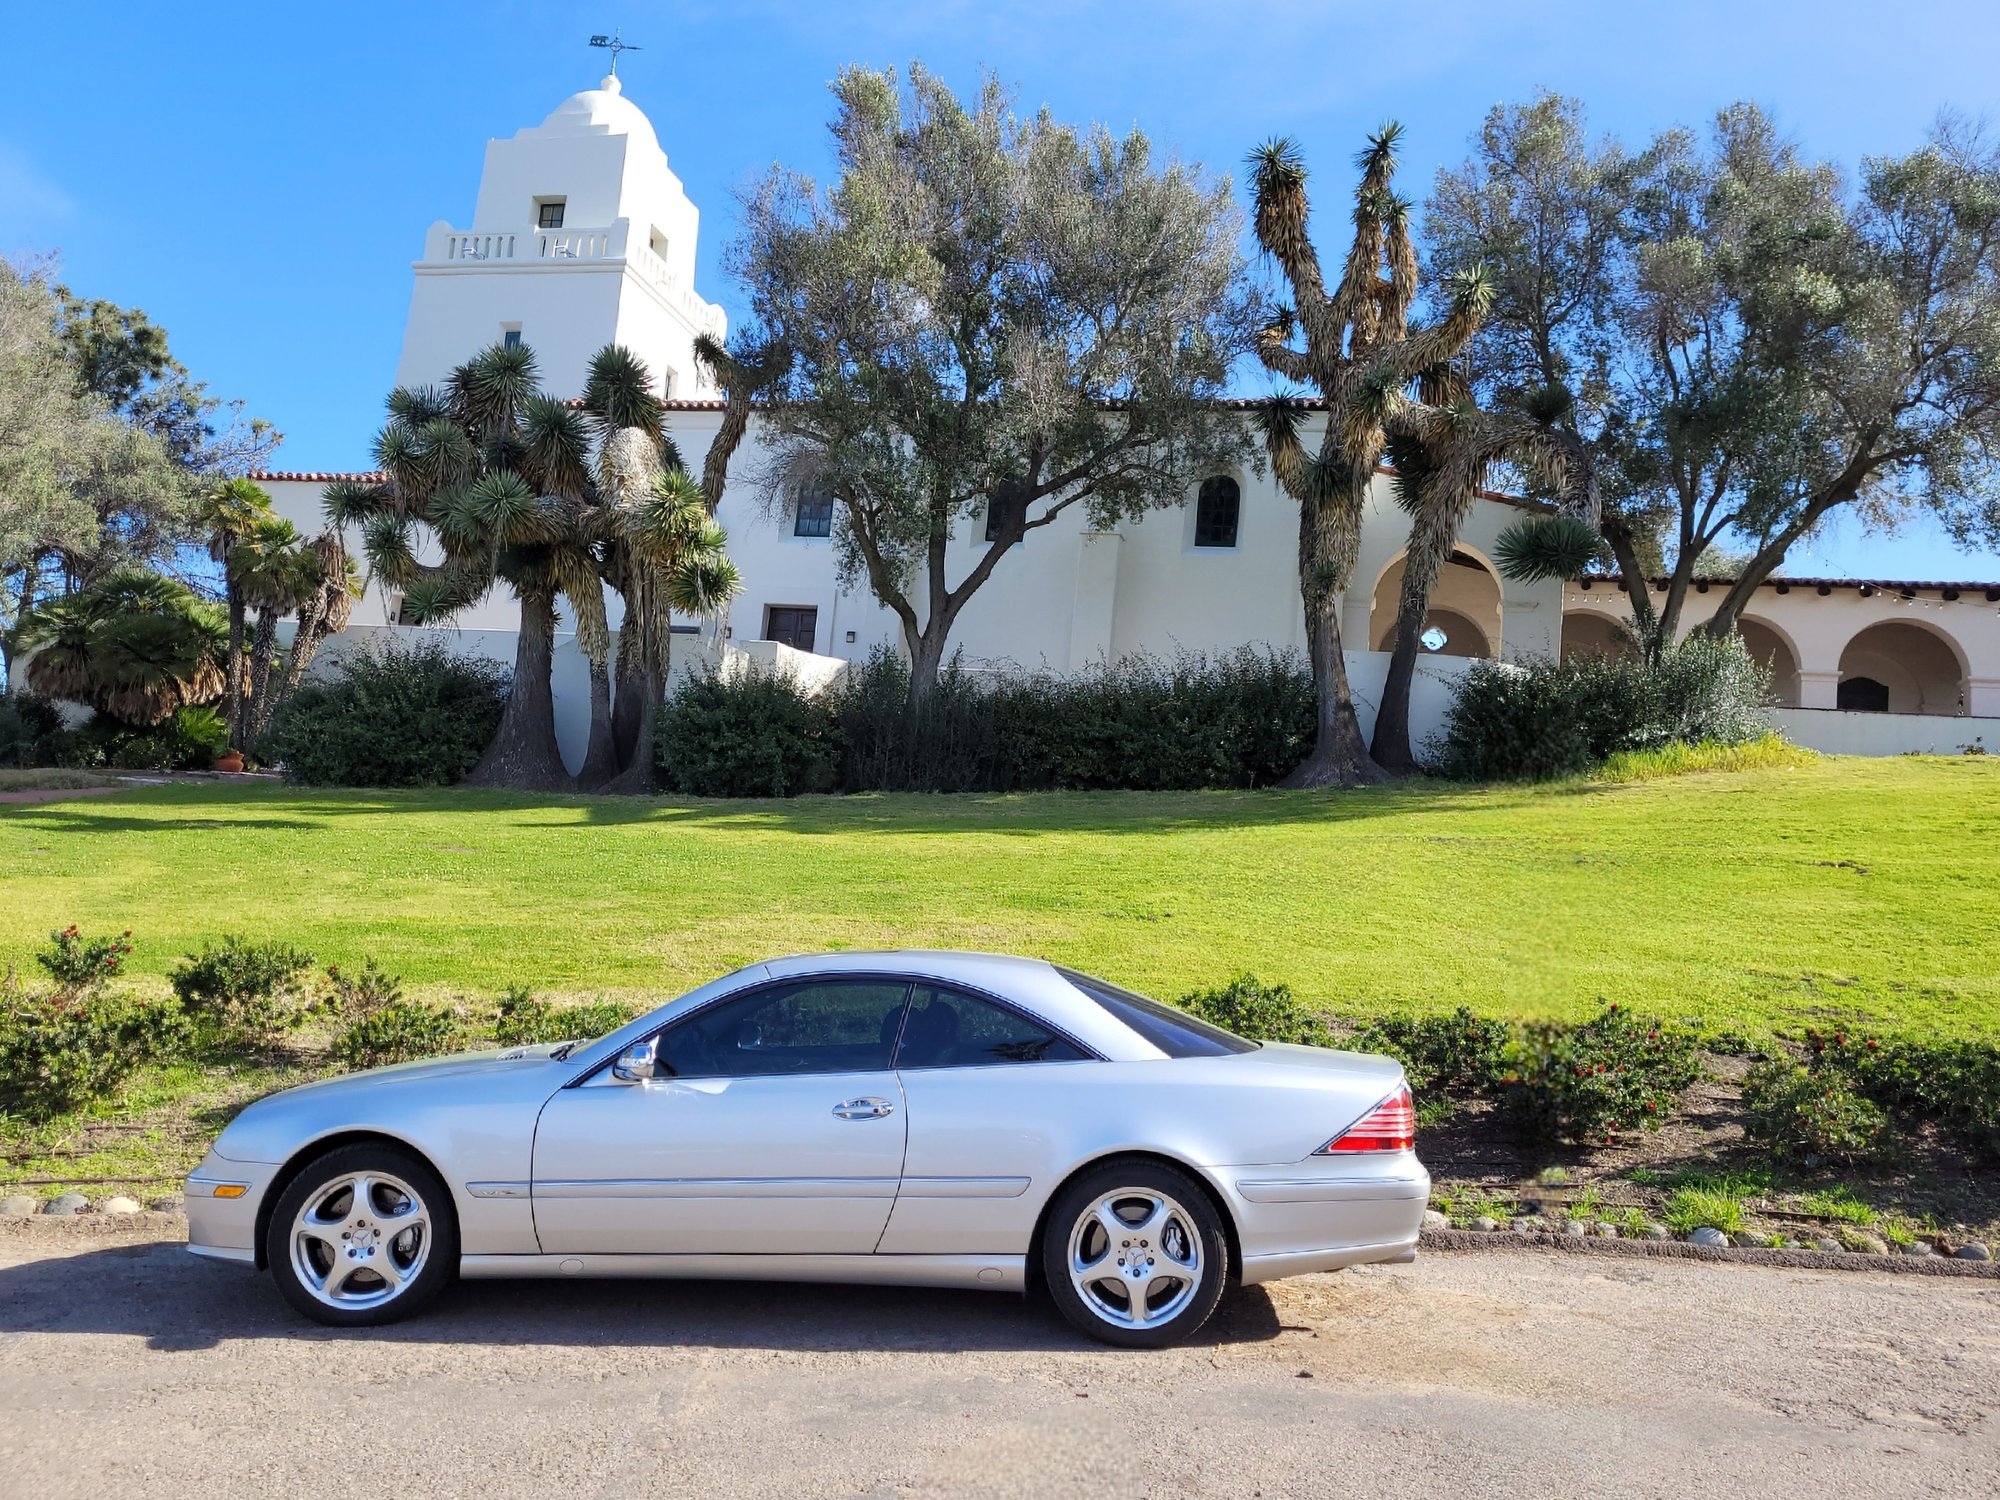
[8,0,2000,580]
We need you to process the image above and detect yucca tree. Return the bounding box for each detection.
[229,516,330,745]
[200,477,275,740]
[1246,127,1493,785]
[18,568,225,724]
[1370,378,1587,772]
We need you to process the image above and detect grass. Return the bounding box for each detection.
[1662,1184,1750,1237]
[1796,1185,1878,1225]
[2,754,1998,1041]
[1428,1185,1515,1226]
[1594,731,1816,783]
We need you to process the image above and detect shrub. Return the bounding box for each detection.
[333,1000,462,1070]
[1499,1004,1703,1146]
[263,642,507,787]
[1742,1060,1890,1166]
[0,693,64,767]
[0,978,187,1121]
[1436,634,1770,781]
[493,987,629,1047]
[324,958,403,1017]
[1349,1007,1512,1095]
[1177,975,1328,1045]
[1816,1032,2000,1158]
[170,936,320,1041]
[657,665,841,797]
[42,704,230,771]
[36,925,134,993]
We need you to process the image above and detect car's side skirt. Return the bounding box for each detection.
[458,1251,1026,1293]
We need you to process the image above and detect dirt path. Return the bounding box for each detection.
[1,1219,1994,1498]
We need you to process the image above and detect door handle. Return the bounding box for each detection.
[832,1097,895,1120]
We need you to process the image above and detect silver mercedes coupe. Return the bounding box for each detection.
[185,951,1428,1347]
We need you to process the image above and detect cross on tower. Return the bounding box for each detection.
[588,29,642,77]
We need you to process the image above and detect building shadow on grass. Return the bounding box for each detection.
[0,1240,1285,1356]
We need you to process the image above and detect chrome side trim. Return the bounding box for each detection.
[1233,1174,1429,1204]
[465,1181,530,1199]
[897,1176,1031,1199]
[459,1251,1026,1292]
[532,1177,901,1200]
[186,1243,256,1265]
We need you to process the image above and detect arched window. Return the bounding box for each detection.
[1837,676,1890,713]
[1193,476,1240,548]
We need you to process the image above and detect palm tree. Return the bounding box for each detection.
[17,569,225,725]
[1246,128,1492,785]
[229,516,325,746]
[200,478,275,740]
[1369,379,1584,772]
[274,532,363,706]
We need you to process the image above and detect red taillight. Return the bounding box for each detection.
[1314,1082,1416,1154]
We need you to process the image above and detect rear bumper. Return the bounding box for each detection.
[184,1156,280,1264]
[1225,1155,1428,1285]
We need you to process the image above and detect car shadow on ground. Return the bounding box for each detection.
[0,1241,1288,1355]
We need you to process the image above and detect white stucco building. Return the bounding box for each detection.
[254,73,2000,768]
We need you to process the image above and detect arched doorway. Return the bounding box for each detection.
[1561,611,1640,664]
[1370,550,1501,659]
[1836,621,1967,715]
[1738,617,1801,707]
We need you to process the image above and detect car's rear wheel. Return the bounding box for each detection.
[1043,1160,1229,1348]
[265,1143,456,1327]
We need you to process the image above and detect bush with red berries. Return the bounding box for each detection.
[1742,1058,1889,1166]
[1809,1029,2000,1159]
[1498,1004,1703,1146]
[35,925,134,995]
[2,927,188,1122]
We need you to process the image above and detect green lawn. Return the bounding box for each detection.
[4,756,1997,1041]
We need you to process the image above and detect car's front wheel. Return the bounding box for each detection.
[265,1143,456,1327]
[1043,1160,1229,1348]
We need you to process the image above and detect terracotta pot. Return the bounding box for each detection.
[212,752,246,774]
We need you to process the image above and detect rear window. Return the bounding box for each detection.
[1057,968,1258,1058]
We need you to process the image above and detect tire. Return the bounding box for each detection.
[1042,1160,1229,1348]
[264,1143,458,1327]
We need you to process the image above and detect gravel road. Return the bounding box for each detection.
[1,1218,1994,1498]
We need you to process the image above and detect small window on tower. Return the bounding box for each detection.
[536,198,566,229]
[502,328,523,350]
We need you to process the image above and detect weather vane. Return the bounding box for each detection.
[588,29,642,77]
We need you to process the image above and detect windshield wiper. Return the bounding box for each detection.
[549,1041,578,1062]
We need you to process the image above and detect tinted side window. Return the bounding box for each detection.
[1056,968,1258,1058]
[896,985,1087,1069]
[657,979,910,1078]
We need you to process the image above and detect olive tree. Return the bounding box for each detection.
[728,65,1256,708]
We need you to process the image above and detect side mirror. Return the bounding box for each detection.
[612,1037,658,1083]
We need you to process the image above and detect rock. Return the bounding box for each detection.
[149,1196,184,1214]
[1561,1219,1588,1237]
[1729,1231,1768,1248]
[1510,1218,1538,1235]
[1471,1216,1500,1233]
[1846,1233,1889,1255]
[0,1195,37,1218]
[1900,1241,1933,1256]
[1594,1222,1620,1239]
[41,1193,88,1216]
[1422,1209,1449,1232]
[1688,1227,1730,1248]
[97,1195,143,1215]
[1954,1242,1992,1261]
[1814,1237,1844,1252]
[1641,1222,1671,1241]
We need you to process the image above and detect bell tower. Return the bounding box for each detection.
[393,73,727,399]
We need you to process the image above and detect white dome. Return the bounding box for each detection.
[531,74,659,155]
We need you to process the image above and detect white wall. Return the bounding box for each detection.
[1771,707,2000,757]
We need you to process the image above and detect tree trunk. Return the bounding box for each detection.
[576,653,619,790]
[905,626,951,713]
[244,610,283,742]
[1370,498,1462,774]
[611,617,646,769]
[223,589,248,749]
[463,589,574,792]
[603,618,669,796]
[1285,497,1387,788]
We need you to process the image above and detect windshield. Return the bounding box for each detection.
[1056,967,1258,1058]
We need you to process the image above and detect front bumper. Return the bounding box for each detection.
[184,1153,281,1265]
[1226,1154,1429,1286]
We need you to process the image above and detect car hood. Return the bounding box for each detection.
[210,1044,581,1163]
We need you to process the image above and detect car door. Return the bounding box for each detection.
[531,977,913,1255]
[877,982,1100,1255]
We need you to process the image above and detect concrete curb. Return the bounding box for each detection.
[1420,1227,2000,1278]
